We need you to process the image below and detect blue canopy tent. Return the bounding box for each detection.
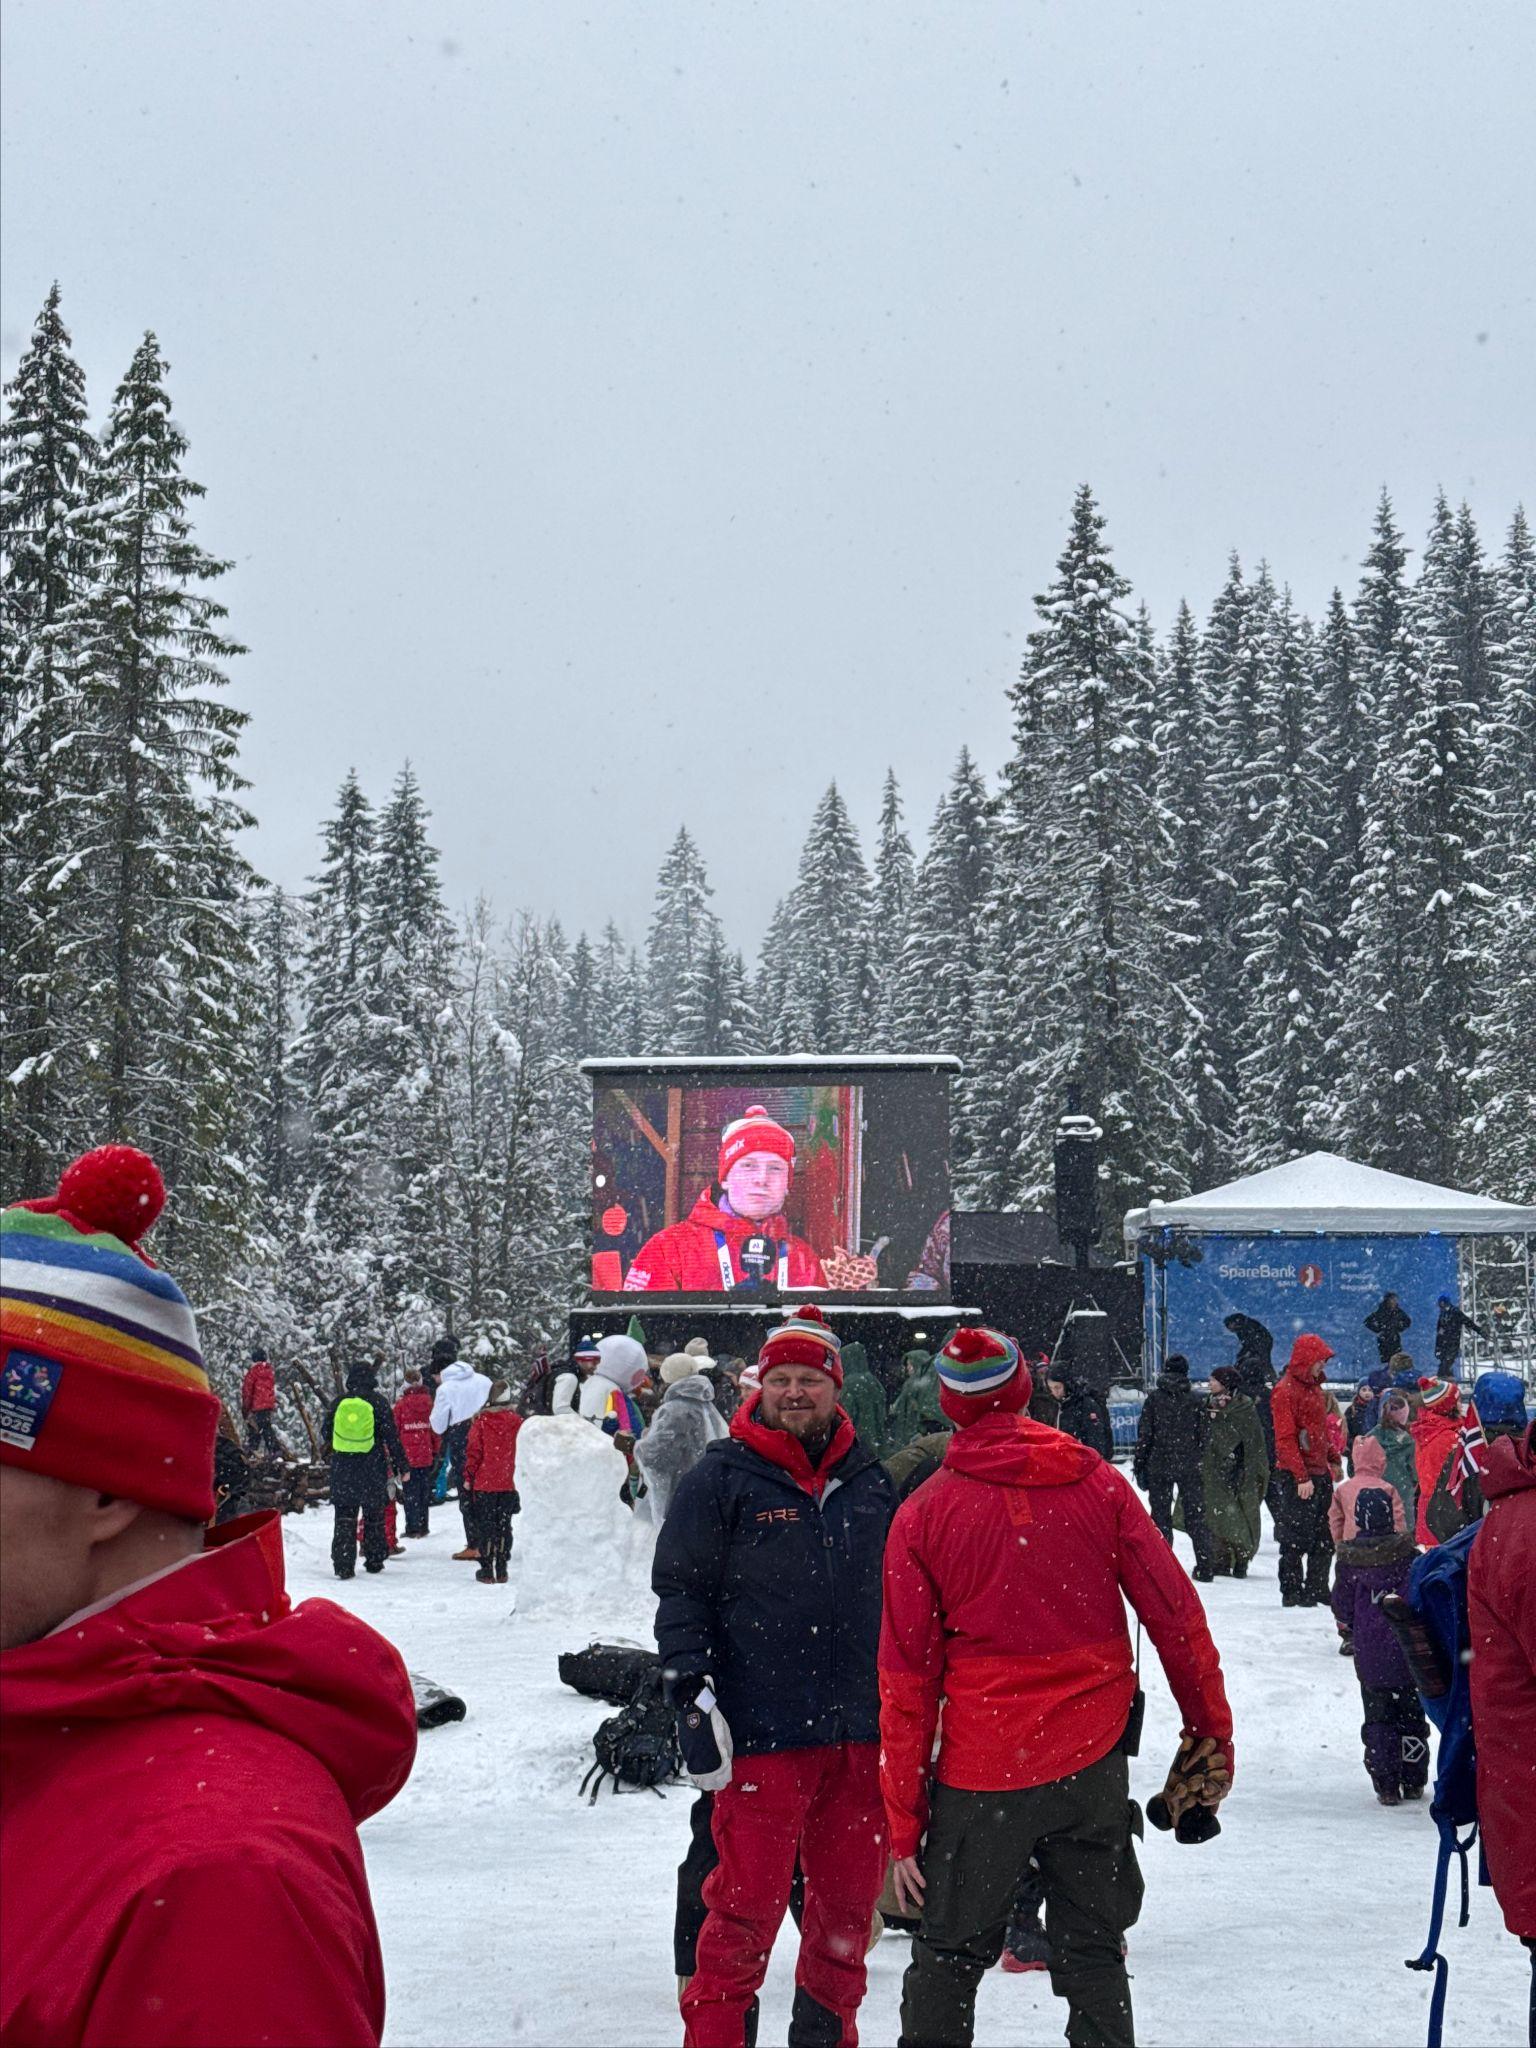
[1123,1151,1536,1387]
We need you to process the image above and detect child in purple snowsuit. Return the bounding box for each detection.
[1330,1486,1429,1805]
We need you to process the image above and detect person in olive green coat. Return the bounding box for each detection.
[1369,1388,1419,1531]
[1202,1366,1269,1576]
[887,1347,944,1448]
[838,1340,890,1454]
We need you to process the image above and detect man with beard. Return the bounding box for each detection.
[653,1307,895,2046]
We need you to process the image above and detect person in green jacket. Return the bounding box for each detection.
[887,1347,944,1448]
[1202,1366,1269,1577]
[1369,1388,1419,1531]
[838,1340,889,1454]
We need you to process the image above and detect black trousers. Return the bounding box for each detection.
[477,1491,515,1574]
[245,1411,280,1457]
[1274,1472,1334,1601]
[900,1749,1143,2048]
[1145,1466,1214,1573]
[401,1467,432,1535]
[445,1421,477,1543]
[332,1498,387,1575]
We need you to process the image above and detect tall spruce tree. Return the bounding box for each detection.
[645,826,722,1053]
[1234,594,1334,1164]
[1,287,100,1187]
[779,784,871,1052]
[866,770,916,1051]
[902,750,993,1191]
[298,772,379,1246]
[1314,588,1366,983]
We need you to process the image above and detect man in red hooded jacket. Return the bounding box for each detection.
[0,1146,418,2048]
[1467,1418,1536,1968]
[880,1326,1233,2048]
[1269,1332,1343,1608]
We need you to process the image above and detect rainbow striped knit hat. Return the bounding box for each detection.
[758,1305,843,1386]
[937,1325,1025,1397]
[1,1147,217,1519]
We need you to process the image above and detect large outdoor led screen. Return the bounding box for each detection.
[587,1066,951,1300]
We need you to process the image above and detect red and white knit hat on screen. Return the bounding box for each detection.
[718,1105,795,1181]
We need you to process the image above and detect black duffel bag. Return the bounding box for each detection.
[558,1639,660,1707]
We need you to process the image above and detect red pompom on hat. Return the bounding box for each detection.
[3,1146,216,1519]
[718,1105,795,1183]
[18,1144,167,1258]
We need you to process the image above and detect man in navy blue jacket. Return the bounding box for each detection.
[654,1306,895,2048]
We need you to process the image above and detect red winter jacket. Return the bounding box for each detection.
[1468,1423,1536,1937]
[623,1189,826,1292]
[1271,1337,1337,1482]
[393,1386,440,1469]
[879,1410,1233,1859]
[241,1359,276,1414]
[1411,1394,1462,1546]
[0,1514,416,2048]
[463,1404,522,1492]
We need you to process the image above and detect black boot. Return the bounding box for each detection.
[1230,1560,1247,1578]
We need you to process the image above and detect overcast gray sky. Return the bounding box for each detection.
[4,0,1532,950]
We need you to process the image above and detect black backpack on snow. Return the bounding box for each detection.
[558,1639,660,1707]
[579,1666,681,1803]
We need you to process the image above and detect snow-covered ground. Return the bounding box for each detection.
[281,1458,1528,2048]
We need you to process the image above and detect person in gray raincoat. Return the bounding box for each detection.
[635,1352,728,1525]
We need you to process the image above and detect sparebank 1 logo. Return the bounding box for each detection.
[1299,1263,1324,1289]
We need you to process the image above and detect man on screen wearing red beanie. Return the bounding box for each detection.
[624,1104,831,1292]
[880,1326,1234,2048]
[0,1146,417,2048]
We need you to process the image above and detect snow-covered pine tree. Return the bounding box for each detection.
[1233,593,1335,1165]
[647,826,722,1053]
[753,896,795,1052]
[69,331,258,1297]
[901,749,993,1190]
[681,925,756,1055]
[1,286,101,1188]
[251,886,299,1204]
[1329,494,1426,1174]
[1467,507,1536,1198]
[564,930,599,1060]
[297,771,379,1248]
[1001,486,1188,1223]
[866,769,916,1052]
[1313,588,1367,985]
[1395,498,1495,1181]
[780,783,871,1053]
[1146,599,1233,1189]
[366,763,459,1318]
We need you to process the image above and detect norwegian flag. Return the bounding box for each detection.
[1449,1399,1489,1505]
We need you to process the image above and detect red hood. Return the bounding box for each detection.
[730,1391,856,1498]
[687,1189,790,1242]
[1481,1422,1536,1502]
[0,1513,416,1824]
[1285,1334,1333,1380]
[943,1409,1101,1488]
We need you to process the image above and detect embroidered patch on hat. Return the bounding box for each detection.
[0,1348,65,1450]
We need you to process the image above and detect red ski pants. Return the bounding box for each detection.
[682,1740,887,2048]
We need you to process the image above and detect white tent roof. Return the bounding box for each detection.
[1124,1150,1536,1241]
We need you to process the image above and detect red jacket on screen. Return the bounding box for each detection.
[463,1405,522,1491]
[622,1189,826,1292]
[0,1513,416,2048]
[241,1359,276,1414]
[393,1387,440,1469]
[879,1412,1233,1860]
[1468,1423,1536,1937]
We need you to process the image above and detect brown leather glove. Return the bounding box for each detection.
[1152,1734,1233,1826]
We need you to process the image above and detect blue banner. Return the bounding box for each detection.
[1145,1233,1460,1384]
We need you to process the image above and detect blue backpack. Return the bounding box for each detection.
[1395,1523,1485,2048]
